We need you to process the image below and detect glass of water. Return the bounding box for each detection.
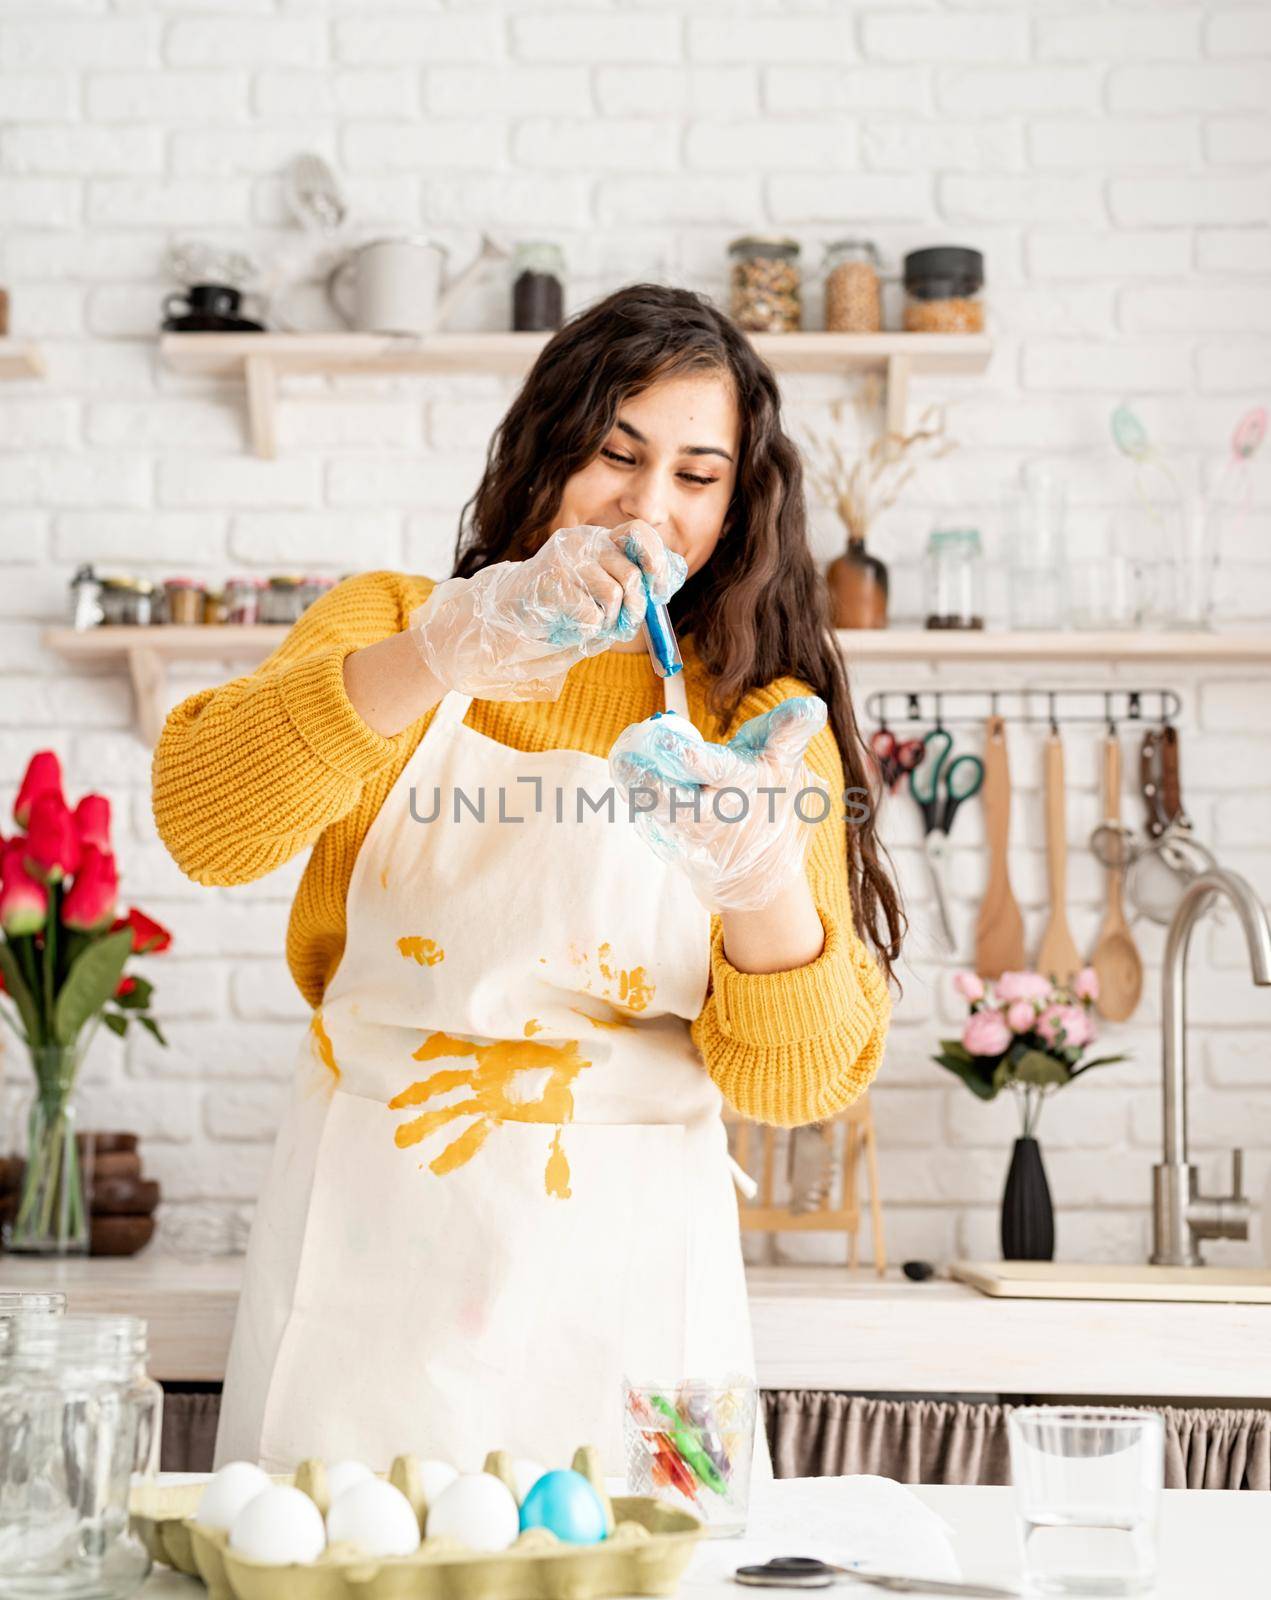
[1009,1407,1163,1597]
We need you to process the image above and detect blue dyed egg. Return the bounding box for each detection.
[518,1469,607,1545]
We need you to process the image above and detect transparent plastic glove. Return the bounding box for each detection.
[408,523,687,701]
[609,697,830,911]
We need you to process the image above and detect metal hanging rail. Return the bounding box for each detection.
[864,686,1183,731]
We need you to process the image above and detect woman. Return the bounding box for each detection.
[154,284,900,1476]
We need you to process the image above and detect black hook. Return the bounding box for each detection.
[1048,690,1059,735]
[906,692,921,723]
[934,692,944,732]
[1127,690,1142,722]
[1104,690,1116,734]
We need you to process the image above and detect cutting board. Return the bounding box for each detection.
[950,1260,1271,1304]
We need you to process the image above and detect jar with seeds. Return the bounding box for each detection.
[903,245,985,334]
[728,235,801,333]
[824,238,881,333]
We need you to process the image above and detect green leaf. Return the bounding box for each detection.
[1013,1049,1070,1088]
[52,928,134,1047]
[1069,1053,1129,1080]
[939,1039,973,1064]
[0,940,41,1048]
[138,1015,168,1048]
[101,1010,128,1037]
[117,976,153,1011]
[936,1054,1000,1101]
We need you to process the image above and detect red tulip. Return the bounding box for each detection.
[110,906,172,956]
[22,791,82,885]
[73,794,112,854]
[14,751,64,830]
[62,845,119,932]
[1,841,49,936]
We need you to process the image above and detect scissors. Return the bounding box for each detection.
[908,729,984,953]
[735,1555,1016,1596]
[870,727,926,793]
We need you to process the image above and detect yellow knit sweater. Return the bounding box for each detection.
[152,570,890,1127]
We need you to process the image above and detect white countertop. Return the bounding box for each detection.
[5,1256,1269,1398]
[134,1480,1269,1599]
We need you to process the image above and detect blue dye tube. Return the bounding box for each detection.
[643,598,683,678]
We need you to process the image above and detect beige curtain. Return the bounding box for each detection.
[763,1392,1271,1491]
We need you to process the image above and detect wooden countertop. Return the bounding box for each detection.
[4,1256,1267,1398]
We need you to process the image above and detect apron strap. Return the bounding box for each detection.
[434,691,475,728]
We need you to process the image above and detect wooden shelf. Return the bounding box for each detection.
[159,330,992,459]
[0,341,45,380]
[837,629,1271,663]
[47,624,1271,746]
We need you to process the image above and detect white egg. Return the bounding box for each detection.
[510,1457,547,1504]
[324,1459,374,1503]
[196,1461,272,1531]
[424,1473,520,1553]
[417,1459,459,1503]
[229,1486,326,1566]
[327,1479,420,1559]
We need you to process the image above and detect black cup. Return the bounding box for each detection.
[163,283,243,322]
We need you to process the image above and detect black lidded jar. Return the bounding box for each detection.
[903,245,985,334]
[512,242,565,332]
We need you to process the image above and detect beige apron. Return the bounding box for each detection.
[216,675,768,1477]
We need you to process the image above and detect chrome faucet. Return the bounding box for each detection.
[1151,868,1271,1266]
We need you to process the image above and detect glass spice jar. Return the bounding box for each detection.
[162,577,205,626]
[824,239,882,333]
[728,235,801,333]
[0,1314,162,1598]
[260,575,306,625]
[903,246,985,334]
[223,576,264,625]
[98,577,156,627]
[201,588,227,625]
[924,528,985,630]
[511,242,565,332]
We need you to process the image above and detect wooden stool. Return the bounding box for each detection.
[726,1095,886,1275]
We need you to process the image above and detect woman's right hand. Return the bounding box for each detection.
[407,522,687,701]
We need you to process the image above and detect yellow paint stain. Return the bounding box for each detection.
[545,1127,571,1199]
[379,867,390,890]
[389,1032,590,1198]
[309,1010,340,1083]
[397,936,445,967]
[568,942,655,1015]
[523,1018,543,1037]
[569,1004,632,1032]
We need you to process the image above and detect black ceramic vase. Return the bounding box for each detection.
[1000,1136,1054,1260]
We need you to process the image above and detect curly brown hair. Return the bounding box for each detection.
[453,283,904,980]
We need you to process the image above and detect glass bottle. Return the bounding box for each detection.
[824,239,882,333]
[0,1315,162,1598]
[728,236,801,333]
[511,242,565,332]
[1007,464,1067,630]
[924,528,985,630]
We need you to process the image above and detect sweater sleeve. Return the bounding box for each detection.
[152,570,430,888]
[690,680,892,1128]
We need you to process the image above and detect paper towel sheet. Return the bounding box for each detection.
[684,1474,962,1586]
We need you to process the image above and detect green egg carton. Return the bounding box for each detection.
[188,1446,704,1600]
[131,1474,294,1579]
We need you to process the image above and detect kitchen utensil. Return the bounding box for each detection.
[869,726,924,793]
[284,152,348,234]
[1110,404,1181,512]
[1089,733,1143,1021]
[909,729,985,953]
[1122,725,1218,925]
[1008,1407,1162,1598]
[735,1557,1016,1596]
[327,232,507,337]
[1035,728,1081,985]
[974,715,1026,979]
[162,282,264,327]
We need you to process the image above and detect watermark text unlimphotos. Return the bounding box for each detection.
[408,779,872,827]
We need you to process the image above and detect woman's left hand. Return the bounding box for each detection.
[608,697,830,911]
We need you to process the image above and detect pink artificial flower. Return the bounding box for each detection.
[953,971,985,1003]
[0,841,47,936]
[73,794,112,854]
[1006,999,1037,1034]
[1037,1004,1096,1051]
[22,791,81,885]
[1074,966,1100,1003]
[996,970,1052,1004]
[963,1008,1012,1057]
[61,845,119,933]
[14,750,63,831]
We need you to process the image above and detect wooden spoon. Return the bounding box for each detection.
[974,715,1026,978]
[1036,727,1082,985]
[1090,732,1144,1020]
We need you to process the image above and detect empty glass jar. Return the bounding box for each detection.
[0,1315,162,1598]
[924,527,985,630]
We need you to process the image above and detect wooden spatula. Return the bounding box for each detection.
[974,715,1026,978]
[1090,732,1144,1020]
[1036,727,1082,985]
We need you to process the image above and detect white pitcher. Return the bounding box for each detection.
[326,233,506,336]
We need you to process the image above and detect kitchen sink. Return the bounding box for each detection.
[950,1260,1271,1304]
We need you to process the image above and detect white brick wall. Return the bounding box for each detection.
[0,0,1268,1268]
